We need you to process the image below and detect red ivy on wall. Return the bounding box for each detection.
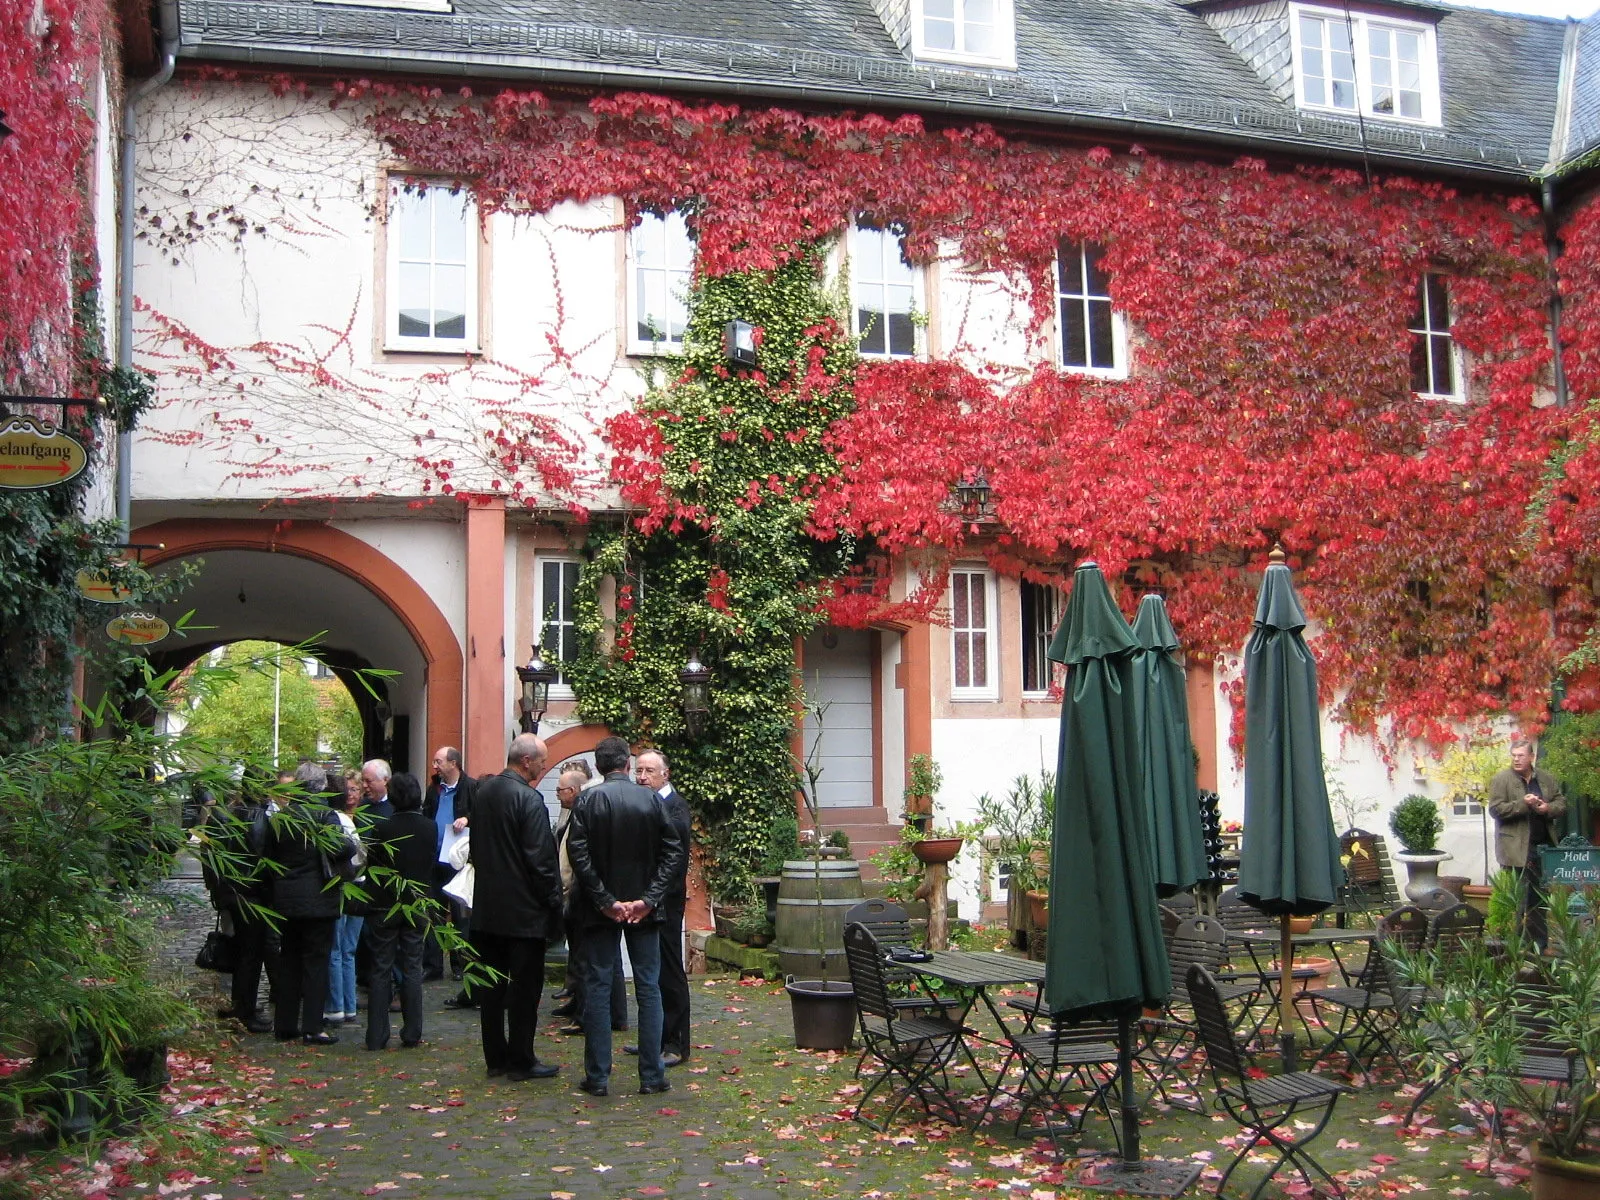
[0,0,102,392]
[160,79,1598,746]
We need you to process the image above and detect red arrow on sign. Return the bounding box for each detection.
[0,459,73,475]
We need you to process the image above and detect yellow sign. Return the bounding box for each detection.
[76,569,136,604]
[0,414,88,489]
[106,613,170,646]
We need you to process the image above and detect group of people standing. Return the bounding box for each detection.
[205,758,449,1050]
[468,734,690,1095]
[204,733,696,1096]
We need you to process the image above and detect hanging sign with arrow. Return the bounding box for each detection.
[76,568,137,604]
[106,612,170,646]
[0,414,88,490]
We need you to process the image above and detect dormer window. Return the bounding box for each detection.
[914,0,1016,69]
[1290,4,1440,125]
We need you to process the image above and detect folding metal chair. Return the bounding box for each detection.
[1001,1017,1123,1148]
[1142,915,1261,1109]
[842,899,961,1076]
[1427,902,1485,960]
[1378,905,1431,955]
[842,921,969,1130]
[1306,938,1409,1078]
[1188,965,1352,1200]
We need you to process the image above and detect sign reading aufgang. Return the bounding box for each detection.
[0,414,88,490]
[106,613,170,646]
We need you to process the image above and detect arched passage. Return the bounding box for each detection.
[136,519,463,773]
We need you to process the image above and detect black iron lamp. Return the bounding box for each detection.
[516,647,559,734]
[679,652,713,737]
[954,469,993,521]
[723,319,757,369]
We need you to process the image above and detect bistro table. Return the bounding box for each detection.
[907,950,1047,1097]
[1230,927,1378,1044]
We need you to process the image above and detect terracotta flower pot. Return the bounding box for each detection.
[1533,1152,1600,1200]
[1026,889,1049,929]
[912,836,964,865]
[1288,915,1315,934]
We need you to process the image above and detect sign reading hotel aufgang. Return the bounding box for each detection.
[0,414,88,489]
[106,613,171,646]
[75,568,137,604]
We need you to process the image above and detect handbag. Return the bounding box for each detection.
[442,862,475,909]
[195,922,238,973]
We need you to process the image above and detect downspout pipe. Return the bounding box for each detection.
[116,0,180,535]
[1543,177,1570,409]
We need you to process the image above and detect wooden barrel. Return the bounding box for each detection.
[774,858,863,980]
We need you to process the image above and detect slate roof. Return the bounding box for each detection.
[175,0,1583,179]
[1568,11,1600,161]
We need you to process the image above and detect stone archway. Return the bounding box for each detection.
[136,519,464,769]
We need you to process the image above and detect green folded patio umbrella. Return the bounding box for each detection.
[1046,564,1196,1196]
[1130,594,1210,899]
[1236,549,1344,1069]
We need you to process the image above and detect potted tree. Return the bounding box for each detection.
[1399,888,1600,1198]
[903,753,941,833]
[1390,793,1451,903]
[976,771,1053,947]
[1428,737,1512,907]
[778,692,859,1051]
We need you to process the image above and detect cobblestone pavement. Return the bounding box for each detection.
[165,957,1526,1200]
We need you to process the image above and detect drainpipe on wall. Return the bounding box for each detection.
[115,0,180,535]
[1543,177,1570,410]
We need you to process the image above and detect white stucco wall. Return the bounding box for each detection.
[333,518,467,644]
[931,715,1059,920]
[129,85,634,507]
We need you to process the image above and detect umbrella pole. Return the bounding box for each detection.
[1076,1011,1202,1196]
[1279,914,1297,1073]
[1118,1011,1141,1167]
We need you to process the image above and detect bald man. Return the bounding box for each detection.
[468,734,564,1081]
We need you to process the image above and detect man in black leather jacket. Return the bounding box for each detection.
[468,733,564,1081]
[567,736,685,1097]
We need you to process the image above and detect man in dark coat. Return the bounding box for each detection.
[469,733,564,1081]
[264,764,359,1045]
[423,746,477,981]
[636,750,691,1065]
[567,736,685,1097]
[364,772,441,1050]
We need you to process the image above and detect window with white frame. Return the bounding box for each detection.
[950,567,998,698]
[914,0,1016,68]
[1057,242,1125,376]
[628,209,694,354]
[537,558,582,694]
[1020,581,1062,695]
[1291,4,1440,125]
[1409,273,1461,399]
[386,180,477,350]
[851,222,921,360]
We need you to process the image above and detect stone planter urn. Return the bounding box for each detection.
[1396,849,1452,903]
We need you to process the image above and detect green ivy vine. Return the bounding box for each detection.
[568,247,862,900]
[0,267,160,751]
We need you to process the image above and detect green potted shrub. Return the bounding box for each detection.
[1398,888,1600,1196]
[1390,793,1451,903]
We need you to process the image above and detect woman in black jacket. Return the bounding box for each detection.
[265,762,358,1045]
